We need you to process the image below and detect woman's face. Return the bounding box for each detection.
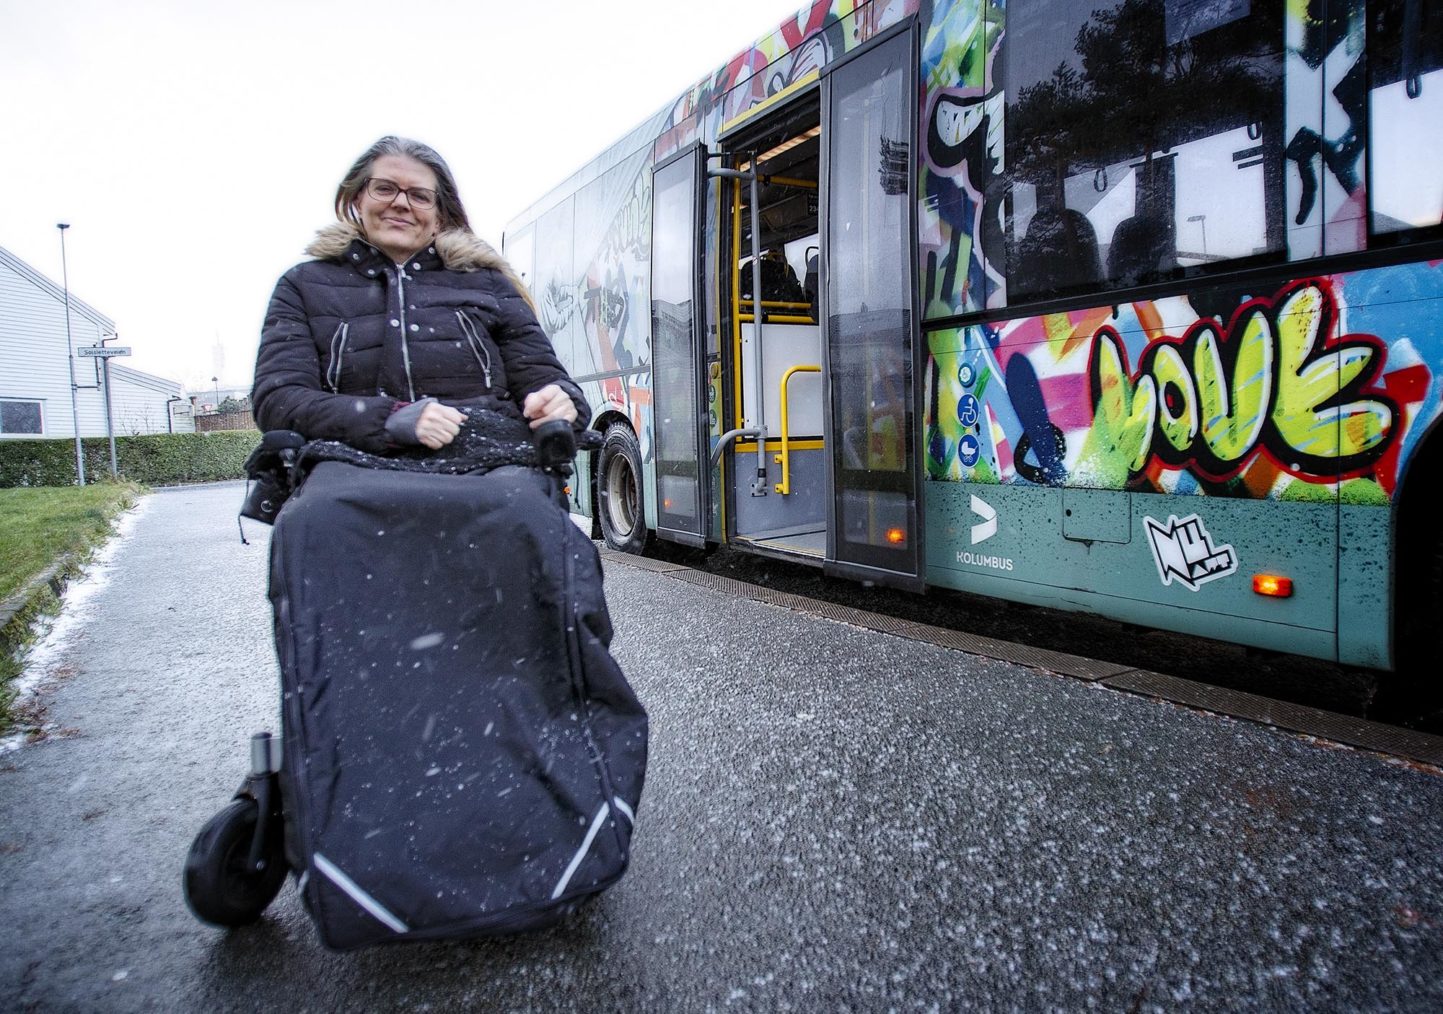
[356,154,441,263]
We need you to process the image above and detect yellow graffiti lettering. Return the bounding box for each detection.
[1150,344,1196,453]
[1086,282,1395,482]
[1194,316,1272,464]
[1092,331,1156,472]
[1272,285,1392,462]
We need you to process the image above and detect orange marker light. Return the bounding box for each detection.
[886,527,906,545]
[662,498,673,509]
[1252,574,1293,598]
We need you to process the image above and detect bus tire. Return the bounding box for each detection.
[597,423,648,554]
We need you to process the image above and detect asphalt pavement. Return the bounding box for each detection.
[1,481,1441,1012]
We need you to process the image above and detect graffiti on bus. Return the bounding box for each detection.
[537,165,655,458]
[656,0,914,161]
[919,0,1004,317]
[925,268,1441,502]
[1283,0,1369,255]
[915,0,1376,317]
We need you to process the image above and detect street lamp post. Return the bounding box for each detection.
[212,377,219,413]
[57,223,86,486]
[1187,214,1208,258]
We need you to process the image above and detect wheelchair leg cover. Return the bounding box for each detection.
[268,462,648,949]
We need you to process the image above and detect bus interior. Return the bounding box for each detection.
[720,96,827,562]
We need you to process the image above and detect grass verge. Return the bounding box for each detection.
[0,481,144,734]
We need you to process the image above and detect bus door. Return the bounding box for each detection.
[648,143,710,547]
[820,27,924,589]
[712,82,828,562]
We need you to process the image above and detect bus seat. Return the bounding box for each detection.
[1012,208,1101,298]
[741,251,807,305]
[804,249,819,319]
[1107,215,1176,287]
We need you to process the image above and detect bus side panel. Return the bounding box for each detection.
[532,146,661,532]
[924,483,1339,661]
[1338,502,1391,668]
[923,263,1443,664]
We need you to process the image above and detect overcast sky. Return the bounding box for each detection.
[1,0,795,390]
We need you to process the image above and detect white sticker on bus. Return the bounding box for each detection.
[1143,514,1238,591]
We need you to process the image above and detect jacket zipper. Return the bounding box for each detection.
[325,322,348,393]
[455,311,493,388]
[395,265,417,400]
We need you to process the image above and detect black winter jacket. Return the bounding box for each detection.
[252,224,587,452]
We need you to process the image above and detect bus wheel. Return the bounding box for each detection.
[597,423,648,554]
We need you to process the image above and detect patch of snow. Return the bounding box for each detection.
[1,498,151,753]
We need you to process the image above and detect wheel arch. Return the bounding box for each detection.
[588,407,635,504]
[1389,413,1443,676]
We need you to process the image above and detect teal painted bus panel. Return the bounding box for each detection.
[1338,504,1392,668]
[924,482,1340,660]
[1062,487,1131,544]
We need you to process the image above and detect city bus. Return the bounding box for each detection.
[503,0,1443,709]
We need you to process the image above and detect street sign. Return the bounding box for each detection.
[77,346,131,358]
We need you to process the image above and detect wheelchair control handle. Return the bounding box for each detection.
[533,419,577,470]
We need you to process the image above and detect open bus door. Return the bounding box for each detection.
[709,26,923,590]
[648,143,710,547]
[821,27,923,590]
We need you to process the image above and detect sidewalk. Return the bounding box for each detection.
[1,482,1441,1011]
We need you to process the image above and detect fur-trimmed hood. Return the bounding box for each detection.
[305,223,532,300]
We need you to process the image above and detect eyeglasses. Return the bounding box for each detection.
[364,178,437,210]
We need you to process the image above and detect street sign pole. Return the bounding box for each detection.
[77,345,131,477]
[102,354,117,477]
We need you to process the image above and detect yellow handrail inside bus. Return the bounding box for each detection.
[774,364,821,495]
[739,299,812,310]
[758,175,818,190]
[739,314,815,324]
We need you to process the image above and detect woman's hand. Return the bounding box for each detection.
[522,384,578,429]
[414,401,465,449]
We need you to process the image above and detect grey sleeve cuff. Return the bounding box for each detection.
[383,397,436,445]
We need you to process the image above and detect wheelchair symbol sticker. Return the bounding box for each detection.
[957,394,981,429]
[958,433,981,467]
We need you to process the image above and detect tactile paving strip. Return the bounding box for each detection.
[599,547,1443,767]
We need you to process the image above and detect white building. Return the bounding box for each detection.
[0,243,193,439]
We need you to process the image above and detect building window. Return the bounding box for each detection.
[0,400,43,435]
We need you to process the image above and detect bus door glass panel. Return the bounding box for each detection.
[1368,0,1443,239]
[702,176,725,536]
[826,31,922,580]
[1001,0,1286,305]
[650,147,708,544]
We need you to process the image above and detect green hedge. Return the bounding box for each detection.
[0,432,258,488]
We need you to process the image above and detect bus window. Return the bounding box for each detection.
[1368,0,1443,239]
[1001,0,1286,304]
